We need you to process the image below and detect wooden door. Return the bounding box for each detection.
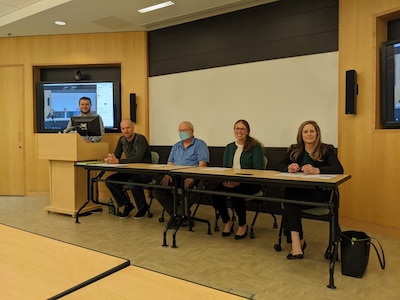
[0,66,24,195]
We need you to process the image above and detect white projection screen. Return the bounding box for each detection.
[149,52,338,148]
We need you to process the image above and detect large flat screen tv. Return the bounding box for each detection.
[36,80,121,133]
[381,38,400,128]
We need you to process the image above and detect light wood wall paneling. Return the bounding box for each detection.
[338,0,400,238]
[0,32,148,196]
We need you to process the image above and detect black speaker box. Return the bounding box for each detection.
[345,70,358,114]
[130,93,137,122]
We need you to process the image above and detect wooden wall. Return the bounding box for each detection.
[338,0,400,239]
[0,32,148,195]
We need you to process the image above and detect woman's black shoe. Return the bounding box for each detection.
[302,241,307,253]
[287,241,306,259]
[222,222,234,237]
[234,226,248,240]
[287,253,304,260]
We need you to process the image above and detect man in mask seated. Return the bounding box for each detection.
[154,121,209,226]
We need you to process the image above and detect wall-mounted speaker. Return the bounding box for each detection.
[130,93,137,122]
[345,69,358,114]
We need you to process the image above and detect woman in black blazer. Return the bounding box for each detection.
[277,120,344,260]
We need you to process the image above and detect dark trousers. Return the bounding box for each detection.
[154,178,206,217]
[283,187,330,241]
[212,183,260,226]
[105,173,152,209]
[154,187,197,217]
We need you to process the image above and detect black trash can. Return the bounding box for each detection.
[340,230,370,278]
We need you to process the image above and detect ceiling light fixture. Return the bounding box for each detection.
[55,21,66,26]
[138,1,174,14]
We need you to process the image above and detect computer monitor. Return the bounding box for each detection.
[70,115,102,136]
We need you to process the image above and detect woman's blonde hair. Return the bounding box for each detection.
[289,120,327,162]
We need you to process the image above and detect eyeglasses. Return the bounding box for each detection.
[234,127,247,131]
[178,129,191,133]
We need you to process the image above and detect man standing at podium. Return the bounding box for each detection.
[104,119,152,219]
[63,96,104,143]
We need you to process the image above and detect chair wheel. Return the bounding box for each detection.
[274,244,282,251]
[214,225,219,232]
[273,223,278,229]
[250,232,255,239]
[158,217,164,222]
[148,213,153,218]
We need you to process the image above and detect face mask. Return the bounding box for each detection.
[179,131,191,141]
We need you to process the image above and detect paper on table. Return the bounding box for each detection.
[75,161,102,165]
[86,163,129,167]
[200,167,230,171]
[276,173,337,179]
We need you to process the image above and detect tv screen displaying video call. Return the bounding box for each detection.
[36,81,120,133]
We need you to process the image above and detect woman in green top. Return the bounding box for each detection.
[212,119,265,240]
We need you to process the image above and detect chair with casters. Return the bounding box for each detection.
[244,155,278,238]
[273,190,339,260]
[192,155,278,237]
[246,185,278,239]
[196,184,277,237]
[123,151,160,218]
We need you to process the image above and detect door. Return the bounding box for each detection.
[0,66,24,195]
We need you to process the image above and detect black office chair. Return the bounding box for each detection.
[191,156,278,236]
[242,155,278,238]
[123,151,160,218]
[273,190,339,260]
[246,185,278,238]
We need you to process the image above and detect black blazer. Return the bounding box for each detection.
[276,144,344,174]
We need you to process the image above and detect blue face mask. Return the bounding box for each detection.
[179,131,191,141]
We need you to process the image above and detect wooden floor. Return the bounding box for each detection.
[0,196,399,299]
[0,224,129,299]
[1,223,243,300]
[63,266,246,299]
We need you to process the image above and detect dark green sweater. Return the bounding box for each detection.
[222,142,264,169]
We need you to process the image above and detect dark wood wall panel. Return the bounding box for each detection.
[388,19,400,40]
[149,0,338,76]
[39,65,121,82]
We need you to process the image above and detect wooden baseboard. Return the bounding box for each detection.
[26,192,49,197]
[340,216,400,239]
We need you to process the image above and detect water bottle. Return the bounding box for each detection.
[108,198,115,214]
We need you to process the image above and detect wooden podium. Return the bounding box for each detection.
[37,133,109,217]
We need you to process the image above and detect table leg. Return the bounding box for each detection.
[75,170,105,224]
[75,169,92,223]
[327,189,339,289]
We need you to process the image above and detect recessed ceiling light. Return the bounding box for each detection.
[138,1,174,14]
[55,21,66,26]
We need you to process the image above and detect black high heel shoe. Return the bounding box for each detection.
[287,240,307,260]
[234,225,248,240]
[287,253,303,259]
[222,222,234,237]
[302,241,307,253]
